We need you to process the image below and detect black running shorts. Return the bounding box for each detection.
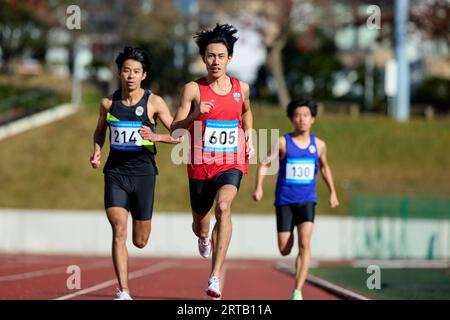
[104,172,155,221]
[275,202,315,232]
[189,168,243,215]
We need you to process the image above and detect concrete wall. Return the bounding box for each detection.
[0,209,448,259]
[0,104,76,141]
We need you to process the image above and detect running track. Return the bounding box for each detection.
[0,253,341,300]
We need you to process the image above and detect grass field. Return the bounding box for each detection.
[309,266,450,300]
[0,87,450,214]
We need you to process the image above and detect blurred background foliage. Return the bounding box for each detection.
[0,0,449,213]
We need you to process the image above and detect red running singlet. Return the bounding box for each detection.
[187,76,248,180]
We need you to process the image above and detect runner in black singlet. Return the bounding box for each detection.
[89,46,181,300]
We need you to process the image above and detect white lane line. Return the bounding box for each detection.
[275,261,371,300]
[0,260,110,282]
[54,260,176,300]
[307,274,370,300]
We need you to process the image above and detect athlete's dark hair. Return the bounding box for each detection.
[194,23,238,57]
[115,46,151,72]
[287,99,318,118]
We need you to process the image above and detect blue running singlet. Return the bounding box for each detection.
[275,133,319,206]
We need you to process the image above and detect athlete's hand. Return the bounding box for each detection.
[90,151,101,169]
[170,135,184,144]
[139,125,158,141]
[194,100,214,118]
[246,140,255,159]
[329,193,339,208]
[252,187,263,201]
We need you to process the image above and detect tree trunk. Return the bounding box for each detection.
[266,34,290,109]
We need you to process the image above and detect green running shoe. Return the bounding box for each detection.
[291,289,302,300]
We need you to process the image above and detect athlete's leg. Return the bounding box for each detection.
[132,219,151,248]
[275,205,295,256]
[210,184,238,278]
[130,175,155,249]
[294,221,314,291]
[189,178,214,240]
[106,207,130,294]
[192,211,211,239]
[277,232,294,256]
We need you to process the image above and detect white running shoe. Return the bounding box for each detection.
[198,237,212,258]
[205,276,222,298]
[114,290,133,300]
[198,219,215,258]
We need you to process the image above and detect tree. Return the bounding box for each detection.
[200,0,294,108]
[283,28,343,101]
[69,0,185,98]
[340,0,449,51]
[410,0,450,47]
[250,0,293,108]
[119,0,187,97]
[0,0,48,73]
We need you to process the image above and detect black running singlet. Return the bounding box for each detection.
[103,89,158,176]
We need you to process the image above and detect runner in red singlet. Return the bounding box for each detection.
[171,24,254,299]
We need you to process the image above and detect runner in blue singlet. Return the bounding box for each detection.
[253,99,339,300]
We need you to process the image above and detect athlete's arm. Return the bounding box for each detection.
[140,94,182,144]
[240,81,254,159]
[170,82,205,133]
[252,136,285,201]
[317,138,339,208]
[90,97,112,169]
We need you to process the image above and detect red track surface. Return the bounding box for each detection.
[0,253,341,300]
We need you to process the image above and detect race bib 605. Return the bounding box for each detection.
[203,120,239,152]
